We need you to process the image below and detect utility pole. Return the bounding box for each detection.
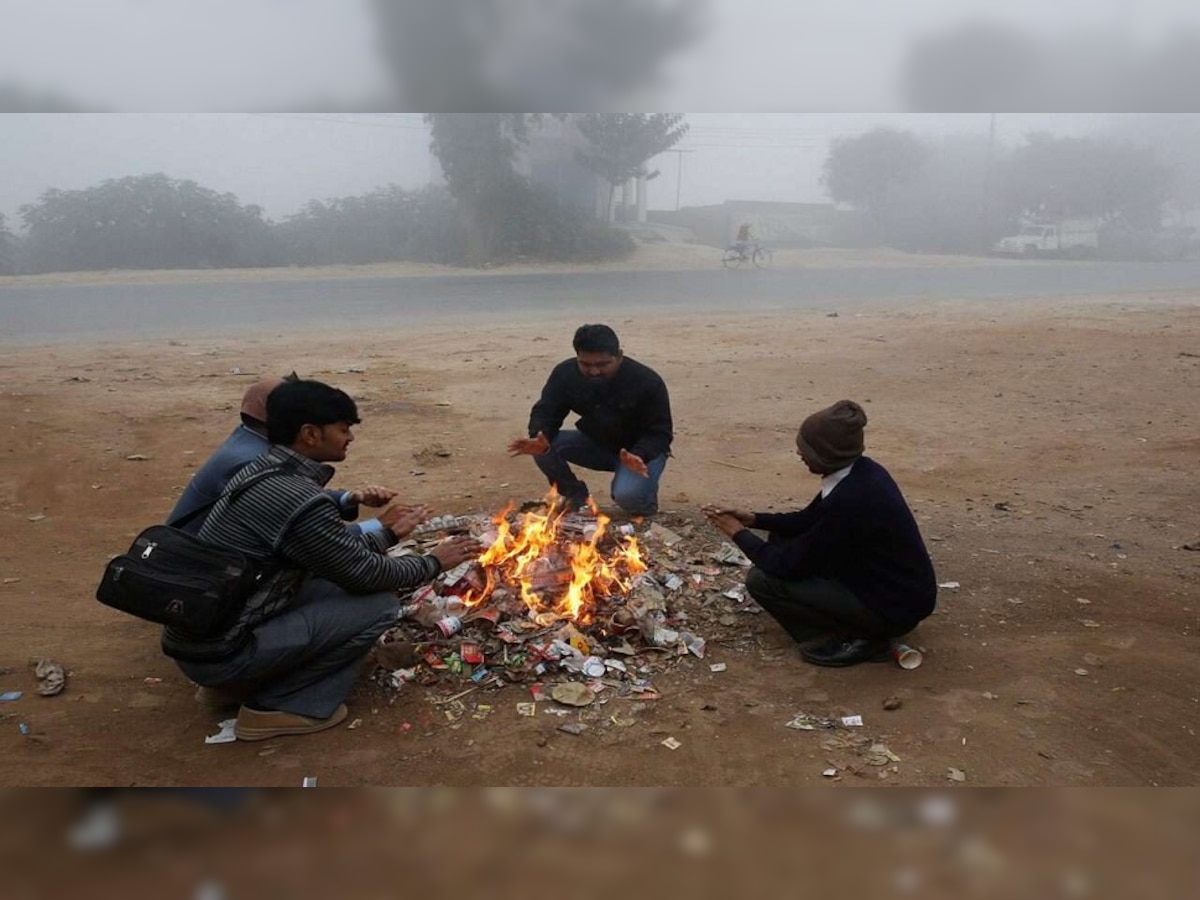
[667,148,695,211]
[981,113,996,250]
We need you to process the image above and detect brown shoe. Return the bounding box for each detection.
[234,703,349,741]
[195,685,244,714]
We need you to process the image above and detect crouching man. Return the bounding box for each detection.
[704,400,936,667]
[165,379,480,740]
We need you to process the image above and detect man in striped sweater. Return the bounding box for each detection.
[165,379,481,741]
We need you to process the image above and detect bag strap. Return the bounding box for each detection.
[167,465,287,528]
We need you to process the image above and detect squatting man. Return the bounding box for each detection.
[508,323,673,517]
[704,400,937,668]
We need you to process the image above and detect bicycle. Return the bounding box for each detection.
[721,242,772,269]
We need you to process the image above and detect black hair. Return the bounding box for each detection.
[572,324,621,355]
[266,379,361,445]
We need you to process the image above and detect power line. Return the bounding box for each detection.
[249,113,429,130]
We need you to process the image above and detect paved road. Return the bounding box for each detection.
[4,261,1200,344]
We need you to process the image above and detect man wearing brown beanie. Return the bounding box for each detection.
[704,400,937,667]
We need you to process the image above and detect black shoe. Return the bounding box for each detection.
[801,637,891,668]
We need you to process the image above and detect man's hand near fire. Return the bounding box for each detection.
[507,431,551,457]
[349,485,398,507]
[702,504,755,537]
[619,449,648,478]
[378,503,431,540]
[430,533,483,570]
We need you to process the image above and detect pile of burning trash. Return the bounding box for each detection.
[373,492,755,700]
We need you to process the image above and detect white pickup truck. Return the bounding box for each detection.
[993,218,1100,259]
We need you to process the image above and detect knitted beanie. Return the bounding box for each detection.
[240,377,286,426]
[798,400,868,473]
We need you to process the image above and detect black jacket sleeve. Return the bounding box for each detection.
[528,364,572,440]
[627,375,673,462]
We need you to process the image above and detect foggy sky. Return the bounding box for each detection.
[1,1,1198,111]
[0,113,1120,228]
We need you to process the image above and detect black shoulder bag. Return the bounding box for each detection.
[95,467,283,637]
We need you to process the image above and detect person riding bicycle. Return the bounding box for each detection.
[734,222,754,260]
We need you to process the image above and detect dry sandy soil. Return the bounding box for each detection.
[1,258,1197,786]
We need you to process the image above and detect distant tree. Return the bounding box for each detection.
[373,0,703,110]
[276,184,460,266]
[1002,133,1173,226]
[573,113,689,222]
[822,128,931,240]
[19,173,277,273]
[0,211,15,274]
[424,113,540,265]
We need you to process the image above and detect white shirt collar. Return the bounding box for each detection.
[820,461,856,499]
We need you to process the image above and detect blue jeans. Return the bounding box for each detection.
[533,429,667,516]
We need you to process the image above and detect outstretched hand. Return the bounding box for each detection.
[350,485,398,508]
[429,534,483,570]
[507,431,550,457]
[619,449,648,478]
[702,504,754,537]
[379,503,431,540]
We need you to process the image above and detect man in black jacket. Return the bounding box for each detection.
[704,400,937,667]
[508,324,673,516]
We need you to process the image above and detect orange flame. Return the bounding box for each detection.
[464,488,647,623]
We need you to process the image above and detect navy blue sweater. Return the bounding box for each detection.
[733,456,937,631]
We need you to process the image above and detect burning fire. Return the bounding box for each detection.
[461,489,647,624]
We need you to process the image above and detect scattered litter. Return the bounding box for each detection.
[1080,619,1101,628]
[302,777,318,787]
[347,718,363,730]
[1075,597,1092,605]
[31,658,66,696]
[2,578,21,585]
[18,722,29,736]
[143,677,162,686]
[891,642,923,670]
[204,719,237,745]
[660,737,682,750]
[709,662,727,673]
[822,768,838,777]
[0,692,22,702]
[882,696,902,711]
[938,581,960,590]
[551,682,594,707]
[1074,668,1089,676]
[947,767,967,783]
[841,715,864,727]
[785,712,837,731]
[646,523,683,546]
[982,691,998,700]
[27,515,45,523]
[516,702,536,717]
[558,722,587,736]
[125,454,150,461]
[711,543,752,567]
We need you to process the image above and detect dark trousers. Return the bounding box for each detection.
[177,578,399,719]
[744,567,902,644]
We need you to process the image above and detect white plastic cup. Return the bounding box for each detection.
[892,641,923,670]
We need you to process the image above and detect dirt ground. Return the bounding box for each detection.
[1,273,1198,786]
